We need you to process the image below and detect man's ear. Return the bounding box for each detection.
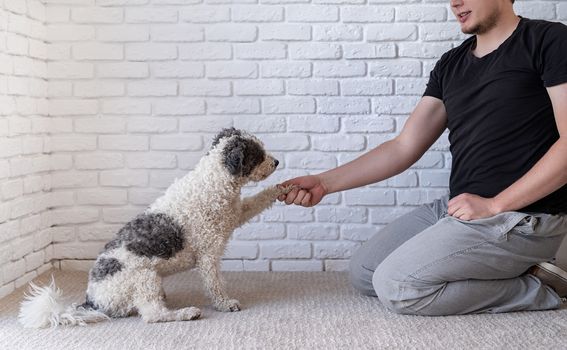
[223,139,245,176]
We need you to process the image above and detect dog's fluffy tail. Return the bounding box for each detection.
[18,276,109,328]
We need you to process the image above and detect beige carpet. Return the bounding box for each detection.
[1,270,566,350]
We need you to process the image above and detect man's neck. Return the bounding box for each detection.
[473,14,521,58]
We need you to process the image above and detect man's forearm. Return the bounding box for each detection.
[318,138,421,194]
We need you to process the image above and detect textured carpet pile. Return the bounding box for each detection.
[0,270,566,349]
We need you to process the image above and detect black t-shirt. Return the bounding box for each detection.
[424,17,567,214]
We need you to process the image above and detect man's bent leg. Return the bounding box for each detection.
[373,212,567,315]
[349,196,447,296]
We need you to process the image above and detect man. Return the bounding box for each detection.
[278,0,567,315]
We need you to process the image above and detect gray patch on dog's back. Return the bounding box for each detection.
[223,137,265,176]
[90,257,123,282]
[115,213,185,259]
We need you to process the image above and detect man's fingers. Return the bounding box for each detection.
[301,193,311,207]
[284,187,300,205]
[293,190,307,205]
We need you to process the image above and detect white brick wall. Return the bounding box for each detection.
[1,1,565,296]
[0,0,53,299]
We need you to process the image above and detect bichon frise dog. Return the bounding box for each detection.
[19,128,293,328]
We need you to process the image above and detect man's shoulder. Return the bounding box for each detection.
[520,17,567,37]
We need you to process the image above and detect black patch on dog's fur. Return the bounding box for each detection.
[211,127,242,148]
[103,238,121,252]
[79,294,98,310]
[223,137,265,176]
[114,213,185,259]
[90,257,123,282]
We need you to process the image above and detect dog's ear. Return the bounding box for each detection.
[223,138,245,176]
[211,127,242,149]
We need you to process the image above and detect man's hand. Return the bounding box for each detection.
[277,175,328,207]
[447,193,501,221]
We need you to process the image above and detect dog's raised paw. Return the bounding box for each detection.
[276,184,297,196]
[215,299,241,312]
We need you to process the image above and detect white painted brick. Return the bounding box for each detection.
[53,242,104,259]
[75,117,125,133]
[75,153,124,170]
[232,6,284,22]
[286,152,337,170]
[397,189,449,206]
[233,115,285,133]
[235,43,286,60]
[243,260,270,271]
[97,25,149,42]
[317,207,367,223]
[128,117,178,133]
[208,98,260,114]
[127,153,177,169]
[234,80,284,96]
[47,25,95,41]
[3,260,26,283]
[343,115,395,133]
[180,7,230,23]
[51,171,98,189]
[220,260,244,271]
[179,43,232,60]
[318,97,370,114]
[342,6,394,22]
[234,223,285,240]
[272,260,322,272]
[260,242,311,259]
[151,25,204,42]
[73,43,123,60]
[102,207,141,223]
[152,62,204,78]
[5,0,27,14]
[312,134,365,151]
[288,5,339,22]
[395,78,428,95]
[224,242,258,259]
[263,97,315,114]
[48,62,94,79]
[100,170,148,187]
[341,225,378,241]
[345,188,395,206]
[60,260,94,272]
[399,42,453,58]
[74,81,125,97]
[72,7,123,23]
[151,135,202,151]
[325,260,349,271]
[1,179,24,200]
[260,24,311,41]
[128,189,162,205]
[77,189,128,205]
[153,98,205,115]
[207,62,257,79]
[262,205,314,221]
[515,3,556,20]
[397,6,447,22]
[559,4,567,20]
[49,209,100,226]
[314,242,358,259]
[373,96,421,114]
[7,33,29,55]
[290,43,341,60]
[314,24,362,41]
[128,81,177,97]
[207,24,257,42]
[126,43,177,60]
[50,136,97,151]
[341,79,391,96]
[288,115,340,133]
[126,8,177,23]
[180,80,230,96]
[25,251,45,272]
[99,135,148,150]
[261,62,311,78]
[97,0,148,5]
[78,225,121,242]
[421,23,466,41]
[98,62,149,78]
[368,24,417,41]
[314,61,365,77]
[149,170,185,188]
[102,99,151,114]
[411,151,444,169]
[46,7,69,23]
[287,224,339,240]
[287,79,338,96]
[419,170,450,187]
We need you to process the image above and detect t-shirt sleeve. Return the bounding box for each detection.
[539,22,567,87]
[423,57,444,100]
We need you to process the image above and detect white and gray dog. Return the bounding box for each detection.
[19,128,293,328]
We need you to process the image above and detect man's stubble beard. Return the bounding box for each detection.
[463,11,500,35]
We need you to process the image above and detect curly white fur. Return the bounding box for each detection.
[19,129,293,328]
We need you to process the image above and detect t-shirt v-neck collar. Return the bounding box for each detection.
[469,17,525,61]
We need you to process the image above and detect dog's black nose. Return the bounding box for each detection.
[274,159,279,167]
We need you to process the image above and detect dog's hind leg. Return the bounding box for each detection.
[197,254,241,312]
[133,271,200,323]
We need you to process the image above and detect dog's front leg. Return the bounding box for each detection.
[238,185,295,226]
[197,254,240,312]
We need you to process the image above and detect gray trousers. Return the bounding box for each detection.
[349,196,567,315]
